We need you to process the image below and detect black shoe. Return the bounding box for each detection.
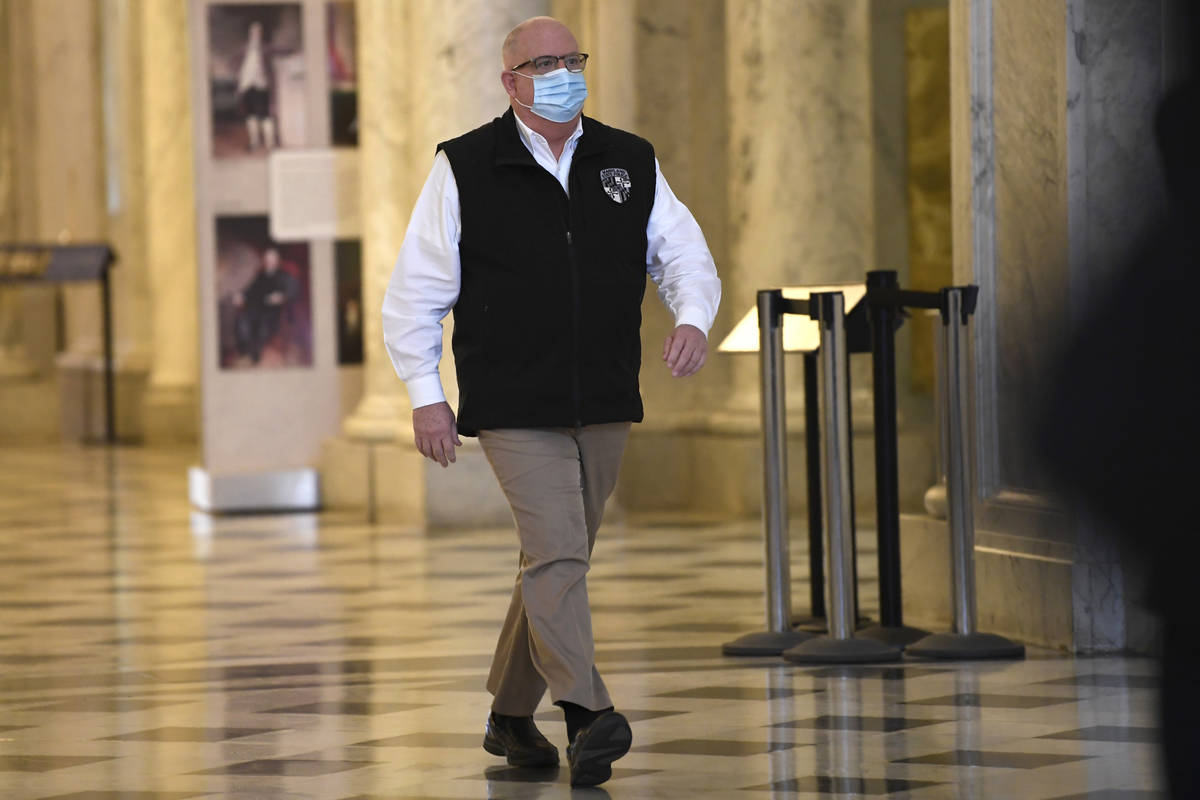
[482,712,560,767]
[566,710,632,787]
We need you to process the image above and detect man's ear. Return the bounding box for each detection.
[500,71,517,98]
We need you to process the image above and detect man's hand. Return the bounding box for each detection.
[662,324,708,378]
[412,401,462,468]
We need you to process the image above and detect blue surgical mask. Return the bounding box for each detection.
[513,67,587,123]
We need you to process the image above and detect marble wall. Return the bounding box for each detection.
[1064,0,1171,653]
[911,0,1176,652]
[991,0,1070,495]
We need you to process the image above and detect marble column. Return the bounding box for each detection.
[19,0,109,440]
[139,0,198,442]
[0,0,36,382]
[340,0,412,443]
[95,0,152,440]
[345,0,547,443]
[0,0,65,443]
[725,0,876,439]
[550,0,636,132]
[628,0,729,425]
[644,0,882,517]
[725,0,874,410]
[326,0,545,523]
[28,0,106,347]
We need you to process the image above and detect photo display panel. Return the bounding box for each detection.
[189,0,360,507]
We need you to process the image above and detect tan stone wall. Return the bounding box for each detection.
[904,6,952,395]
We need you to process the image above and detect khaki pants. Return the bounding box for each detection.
[478,423,631,715]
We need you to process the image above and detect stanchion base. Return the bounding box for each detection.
[906,631,1025,660]
[792,615,874,634]
[857,624,931,649]
[722,629,816,657]
[781,635,903,664]
[791,615,826,632]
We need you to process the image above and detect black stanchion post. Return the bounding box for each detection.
[859,270,929,647]
[800,352,825,624]
[101,268,115,445]
[723,290,814,656]
[845,345,863,625]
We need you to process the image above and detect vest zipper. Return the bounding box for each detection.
[565,226,582,427]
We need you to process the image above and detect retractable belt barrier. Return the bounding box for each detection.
[783,292,901,663]
[906,287,1024,660]
[721,275,1024,664]
[719,290,818,656]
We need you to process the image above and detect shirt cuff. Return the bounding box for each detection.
[673,308,712,339]
[405,373,447,409]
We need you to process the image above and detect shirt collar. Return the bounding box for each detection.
[513,112,584,160]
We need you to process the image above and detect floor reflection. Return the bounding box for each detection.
[0,445,1167,799]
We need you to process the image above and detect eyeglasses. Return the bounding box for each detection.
[509,52,589,75]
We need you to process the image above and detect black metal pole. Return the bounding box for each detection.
[846,345,861,622]
[803,351,825,619]
[867,270,903,627]
[101,270,115,445]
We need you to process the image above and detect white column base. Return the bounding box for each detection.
[142,382,198,442]
[342,391,410,442]
[54,352,149,442]
[188,466,319,512]
[320,435,510,528]
[0,347,37,381]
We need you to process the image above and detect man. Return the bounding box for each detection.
[382,17,720,787]
[233,247,296,364]
[235,21,276,151]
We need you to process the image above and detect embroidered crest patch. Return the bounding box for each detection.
[600,168,632,204]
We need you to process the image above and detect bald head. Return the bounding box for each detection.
[501,16,577,70]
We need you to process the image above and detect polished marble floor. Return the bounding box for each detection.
[0,446,1166,798]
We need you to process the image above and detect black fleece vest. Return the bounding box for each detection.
[438,109,656,436]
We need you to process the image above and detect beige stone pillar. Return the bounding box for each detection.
[725,0,874,411]
[405,0,548,413]
[96,0,152,439]
[327,0,545,524]
[345,0,547,442]
[0,0,36,381]
[645,0,877,516]
[17,0,108,440]
[340,0,413,443]
[139,0,198,442]
[27,0,106,350]
[550,0,636,132]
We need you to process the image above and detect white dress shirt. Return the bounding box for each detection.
[237,42,269,92]
[382,112,722,410]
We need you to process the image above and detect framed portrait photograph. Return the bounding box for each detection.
[207,3,306,158]
[327,1,358,146]
[215,215,313,369]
